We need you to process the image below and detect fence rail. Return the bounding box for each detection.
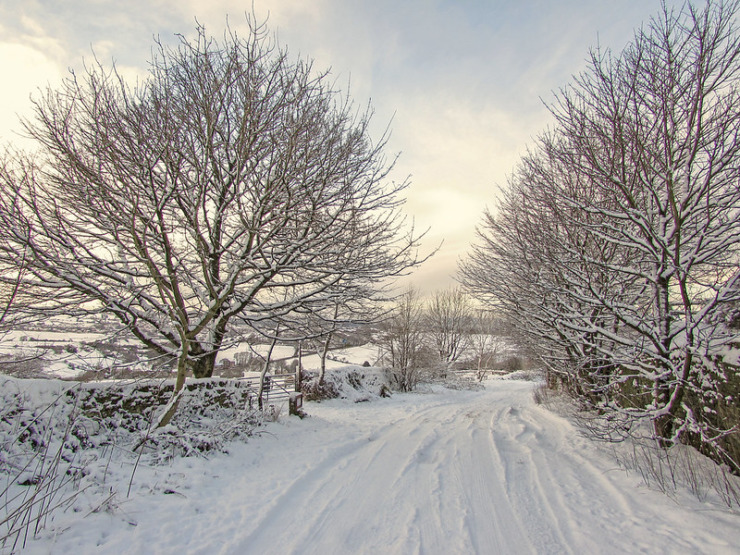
[450,369,509,381]
[237,373,301,412]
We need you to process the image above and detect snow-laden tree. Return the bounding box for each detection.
[257,289,383,388]
[0,246,26,331]
[462,0,740,471]
[302,295,381,385]
[0,19,423,410]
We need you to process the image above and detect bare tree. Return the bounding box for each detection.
[546,0,740,446]
[379,287,426,391]
[425,287,472,368]
[468,309,504,380]
[306,299,367,385]
[291,272,394,384]
[0,247,26,331]
[462,142,643,397]
[462,0,740,472]
[0,18,423,422]
[254,323,282,410]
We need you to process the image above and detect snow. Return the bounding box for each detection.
[0,327,382,379]
[216,343,381,371]
[0,329,152,378]
[11,376,740,554]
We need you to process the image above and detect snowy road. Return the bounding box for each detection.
[31,380,740,554]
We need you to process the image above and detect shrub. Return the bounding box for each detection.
[301,375,340,402]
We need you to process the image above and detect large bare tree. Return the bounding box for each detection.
[546,0,740,445]
[0,19,423,407]
[462,0,740,471]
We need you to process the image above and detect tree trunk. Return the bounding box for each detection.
[258,334,279,410]
[188,324,227,378]
[189,349,218,378]
[296,341,303,392]
[156,336,189,429]
[653,274,676,444]
[319,333,332,384]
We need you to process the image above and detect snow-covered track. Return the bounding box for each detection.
[26,380,740,554]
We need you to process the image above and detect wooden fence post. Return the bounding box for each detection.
[296,340,302,392]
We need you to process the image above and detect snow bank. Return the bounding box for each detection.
[301,365,391,403]
[0,375,263,551]
[3,372,740,553]
[7,378,739,554]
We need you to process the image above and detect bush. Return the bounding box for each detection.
[0,376,264,548]
[301,376,340,402]
[502,356,523,372]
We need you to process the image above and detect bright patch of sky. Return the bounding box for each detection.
[0,0,686,293]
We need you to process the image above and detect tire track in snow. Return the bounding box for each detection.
[222,382,740,554]
[201,392,445,553]
[490,403,582,553]
[86,380,740,555]
[228,395,482,554]
[451,404,535,553]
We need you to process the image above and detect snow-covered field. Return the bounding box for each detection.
[14,377,740,554]
[0,327,382,379]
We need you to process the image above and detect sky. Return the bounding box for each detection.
[0,0,687,294]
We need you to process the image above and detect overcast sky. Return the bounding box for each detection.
[0,0,686,293]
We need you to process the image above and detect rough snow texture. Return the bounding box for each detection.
[301,366,390,402]
[7,377,739,554]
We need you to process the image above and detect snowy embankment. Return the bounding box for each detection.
[14,377,740,554]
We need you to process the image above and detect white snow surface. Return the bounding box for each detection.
[18,379,740,554]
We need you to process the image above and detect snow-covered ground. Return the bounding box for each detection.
[0,326,382,379]
[16,377,740,554]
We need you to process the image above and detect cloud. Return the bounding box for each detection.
[19,14,45,36]
[0,42,63,146]
[0,0,691,292]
